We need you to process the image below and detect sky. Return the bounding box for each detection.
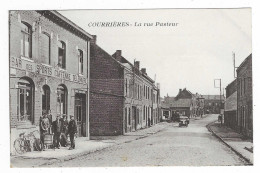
[59,9,252,97]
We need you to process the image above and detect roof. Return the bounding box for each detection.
[170,99,191,108]
[37,10,93,40]
[164,96,175,104]
[202,95,225,100]
[237,53,252,72]
[225,91,237,111]
[161,102,170,109]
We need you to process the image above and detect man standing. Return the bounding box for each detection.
[47,110,53,134]
[68,115,77,150]
[60,115,69,147]
[40,111,50,149]
[52,115,62,149]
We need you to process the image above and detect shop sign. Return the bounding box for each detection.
[10,56,87,84]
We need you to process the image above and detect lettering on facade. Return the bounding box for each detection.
[10,56,87,84]
[36,64,52,76]
[10,57,22,69]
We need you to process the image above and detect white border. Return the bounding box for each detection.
[1,0,259,172]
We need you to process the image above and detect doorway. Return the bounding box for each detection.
[75,93,86,137]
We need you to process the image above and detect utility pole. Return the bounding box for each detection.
[214,78,223,125]
[233,52,238,79]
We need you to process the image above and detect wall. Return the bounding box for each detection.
[89,43,124,135]
[237,54,252,138]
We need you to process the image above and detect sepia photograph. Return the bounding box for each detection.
[8,7,253,168]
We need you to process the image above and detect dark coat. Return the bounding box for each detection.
[52,119,63,134]
[68,119,77,135]
[61,119,69,134]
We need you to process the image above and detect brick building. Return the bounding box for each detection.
[90,37,158,135]
[89,37,125,135]
[236,54,252,139]
[224,79,237,129]
[9,11,92,154]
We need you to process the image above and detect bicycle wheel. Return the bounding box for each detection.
[34,138,43,151]
[14,138,25,154]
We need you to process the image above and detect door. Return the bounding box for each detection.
[132,106,137,130]
[124,108,128,133]
[75,93,86,137]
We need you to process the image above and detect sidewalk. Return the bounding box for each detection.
[207,121,253,165]
[11,122,169,167]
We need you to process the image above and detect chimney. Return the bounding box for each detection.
[134,61,140,70]
[179,89,182,93]
[114,50,122,62]
[141,68,146,75]
[90,35,97,44]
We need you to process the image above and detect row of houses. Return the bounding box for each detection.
[9,10,161,154]
[90,37,161,135]
[161,88,225,121]
[224,54,253,139]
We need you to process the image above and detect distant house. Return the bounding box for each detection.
[169,88,202,119]
[202,95,225,114]
[170,98,192,119]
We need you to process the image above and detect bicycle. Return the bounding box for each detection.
[14,130,43,154]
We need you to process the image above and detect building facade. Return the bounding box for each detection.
[224,79,237,129]
[202,95,225,114]
[237,54,253,139]
[89,37,124,136]
[9,11,92,154]
[169,88,200,118]
[90,38,159,136]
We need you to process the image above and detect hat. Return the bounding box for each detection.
[70,115,74,117]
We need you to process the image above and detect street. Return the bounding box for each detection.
[46,114,246,167]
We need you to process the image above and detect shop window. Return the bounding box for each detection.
[17,78,34,123]
[57,85,67,116]
[42,85,50,114]
[21,21,32,58]
[78,49,83,74]
[58,41,66,69]
[41,32,51,64]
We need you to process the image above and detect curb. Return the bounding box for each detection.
[36,124,168,167]
[206,121,253,165]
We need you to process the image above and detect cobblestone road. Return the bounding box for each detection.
[48,114,247,167]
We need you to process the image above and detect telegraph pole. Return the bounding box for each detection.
[214,79,223,125]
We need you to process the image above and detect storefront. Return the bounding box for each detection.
[10,57,89,154]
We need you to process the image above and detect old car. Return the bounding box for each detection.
[179,116,189,127]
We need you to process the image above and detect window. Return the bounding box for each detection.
[57,85,67,116]
[143,106,145,120]
[125,79,128,96]
[17,78,34,123]
[148,87,150,99]
[21,22,32,58]
[58,41,66,69]
[244,78,246,95]
[41,33,51,64]
[42,85,50,114]
[78,49,83,74]
[143,85,145,97]
[128,108,131,125]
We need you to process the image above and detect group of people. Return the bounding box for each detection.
[40,110,78,150]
